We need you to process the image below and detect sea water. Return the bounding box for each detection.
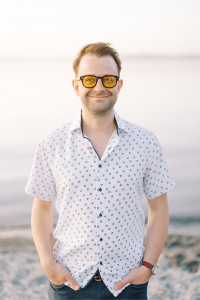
[0,58,200,226]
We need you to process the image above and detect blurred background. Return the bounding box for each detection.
[0,0,200,234]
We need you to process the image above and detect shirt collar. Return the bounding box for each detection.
[69,109,129,134]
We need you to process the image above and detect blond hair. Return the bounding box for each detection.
[73,42,122,78]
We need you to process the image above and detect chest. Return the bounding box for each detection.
[86,134,112,159]
[50,133,146,193]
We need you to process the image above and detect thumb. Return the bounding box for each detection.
[64,270,80,291]
[114,276,129,291]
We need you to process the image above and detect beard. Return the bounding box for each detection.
[81,91,118,116]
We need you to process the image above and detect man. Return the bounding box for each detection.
[25,42,176,299]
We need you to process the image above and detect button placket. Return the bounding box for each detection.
[96,161,104,266]
[96,160,103,194]
[84,135,99,161]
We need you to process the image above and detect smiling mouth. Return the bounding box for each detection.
[89,95,110,99]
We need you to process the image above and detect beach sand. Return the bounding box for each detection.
[0,227,200,300]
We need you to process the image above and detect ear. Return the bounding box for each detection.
[72,79,80,96]
[117,79,123,94]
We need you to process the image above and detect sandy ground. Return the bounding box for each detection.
[0,228,200,300]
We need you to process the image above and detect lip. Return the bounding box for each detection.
[89,95,110,98]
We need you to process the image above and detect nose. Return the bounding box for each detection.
[93,78,106,92]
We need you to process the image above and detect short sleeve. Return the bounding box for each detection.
[143,134,176,200]
[25,138,57,201]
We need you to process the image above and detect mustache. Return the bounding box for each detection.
[87,91,112,97]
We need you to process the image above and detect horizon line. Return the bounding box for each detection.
[1,54,200,61]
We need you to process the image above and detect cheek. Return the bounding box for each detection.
[111,89,119,98]
[79,89,92,101]
[82,88,94,97]
[76,82,90,97]
[78,86,86,97]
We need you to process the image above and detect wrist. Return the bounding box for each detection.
[40,256,55,270]
[140,265,152,275]
[142,256,158,265]
[140,260,159,275]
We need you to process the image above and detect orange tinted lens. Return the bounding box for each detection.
[82,76,96,87]
[103,76,116,87]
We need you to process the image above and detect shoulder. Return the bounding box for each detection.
[120,117,158,143]
[118,117,163,156]
[38,120,73,148]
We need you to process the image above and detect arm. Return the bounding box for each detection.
[113,193,169,290]
[31,197,80,290]
[143,192,169,264]
[31,197,54,265]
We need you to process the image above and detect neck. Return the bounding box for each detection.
[81,107,116,136]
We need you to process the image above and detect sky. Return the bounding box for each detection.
[0,0,200,58]
[0,0,200,220]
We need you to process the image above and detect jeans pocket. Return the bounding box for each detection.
[130,281,149,288]
[50,282,66,289]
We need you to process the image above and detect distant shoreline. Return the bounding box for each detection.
[1,218,200,238]
[1,215,200,228]
[0,55,200,62]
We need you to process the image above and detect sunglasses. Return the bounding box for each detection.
[77,75,119,88]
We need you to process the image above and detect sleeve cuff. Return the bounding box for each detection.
[25,186,56,201]
[145,181,176,200]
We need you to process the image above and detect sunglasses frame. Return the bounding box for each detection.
[77,75,119,88]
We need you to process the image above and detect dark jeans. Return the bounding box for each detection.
[48,277,148,300]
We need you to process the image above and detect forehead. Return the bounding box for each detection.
[78,54,118,77]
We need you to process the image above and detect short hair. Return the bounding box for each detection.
[73,42,122,78]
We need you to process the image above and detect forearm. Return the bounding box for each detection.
[31,197,54,268]
[143,201,169,264]
[31,198,80,288]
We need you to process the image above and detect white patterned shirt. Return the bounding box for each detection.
[25,109,176,297]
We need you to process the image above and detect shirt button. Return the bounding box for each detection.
[100,238,103,241]
[100,262,103,265]
[99,213,102,217]
[98,164,102,168]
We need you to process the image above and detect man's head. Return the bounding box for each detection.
[72,42,123,116]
